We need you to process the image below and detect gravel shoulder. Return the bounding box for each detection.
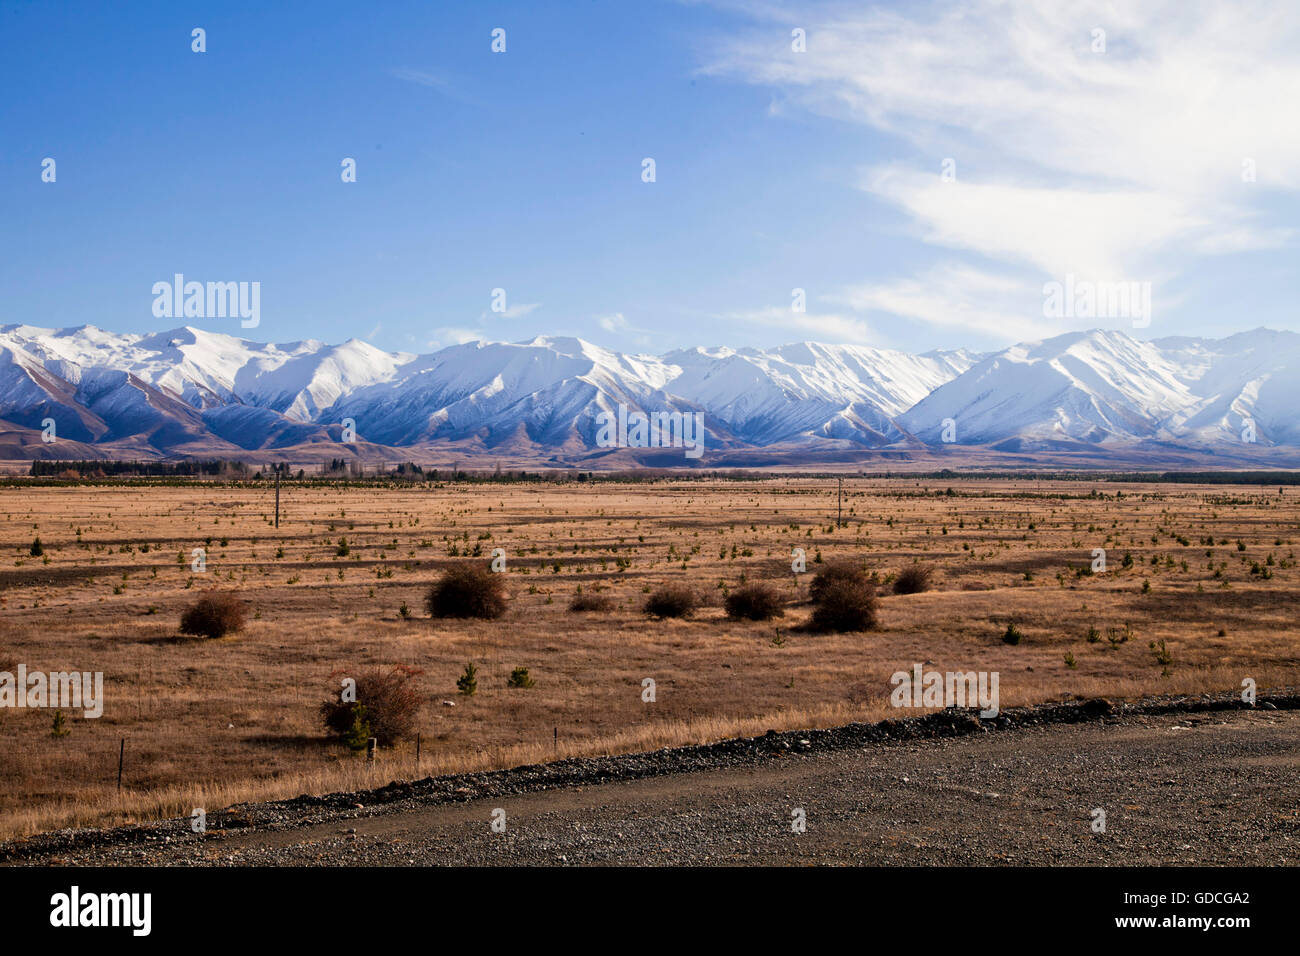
[5,691,1298,866]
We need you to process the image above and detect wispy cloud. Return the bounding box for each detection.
[389,68,476,104]
[701,0,1300,339]
[476,302,541,321]
[428,326,485,348]
[830,263,1047,345]
[597,312,630,333]
[501,302,540,320]
[717,305,877,344]
[592,311,660,348]
[859,165,1206,282]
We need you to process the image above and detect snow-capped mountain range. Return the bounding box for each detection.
[2,323,1298,465]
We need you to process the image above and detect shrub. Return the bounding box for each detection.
[892,563,935,595]
[1149,639,1173,670]
[568,592,612,612]
[1002,622,1023,645]
[809,578,878,632]
[320,665,423,746]
[456,661,478,696]
[29,537,43,557]
[805,562,878,632]
[724,582,784,621]
[644,585,697,618]
[340,705,371,752]
[179,591,246,639]
[507,666,535,688]
[808,560,869,604]
[426,564,507,619]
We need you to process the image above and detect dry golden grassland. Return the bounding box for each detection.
[1,476,1297,839]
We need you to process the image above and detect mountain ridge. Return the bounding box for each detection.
[2,323,1298,467]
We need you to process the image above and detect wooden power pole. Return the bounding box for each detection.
[274,466,280,528]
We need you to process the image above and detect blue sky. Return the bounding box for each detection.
[2,0,1297,355]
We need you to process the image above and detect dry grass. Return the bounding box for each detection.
[1,475,1298,839]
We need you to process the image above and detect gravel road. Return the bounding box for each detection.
[5,693,1297,866]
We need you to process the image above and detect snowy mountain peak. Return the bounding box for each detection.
[1,324,1297,459]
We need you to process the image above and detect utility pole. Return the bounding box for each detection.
[837,477,844,528]
[274,465,280,529]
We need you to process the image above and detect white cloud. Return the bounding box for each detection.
[832,262,1048,344]
[594,312,660,347]
[860,165,1205,281]
[428,327,483,348]
[479,302,540,320]
[718,305,877,344]
[701,0,1300,338]
[1194,225,1296,256]
[705,0,1300,194]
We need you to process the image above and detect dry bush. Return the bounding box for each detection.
[569,592,612,612]
[725,582,785,620]
[178,591,246,639]
[644,584,698,618]
[320,664,424,746]
[892,563,936,595]
[425,563,507,619]
[808,560,869,603]
[808,563,878,632]
[810,580,879,632]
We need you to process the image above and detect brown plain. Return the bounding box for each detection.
[0,476,1296,839]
